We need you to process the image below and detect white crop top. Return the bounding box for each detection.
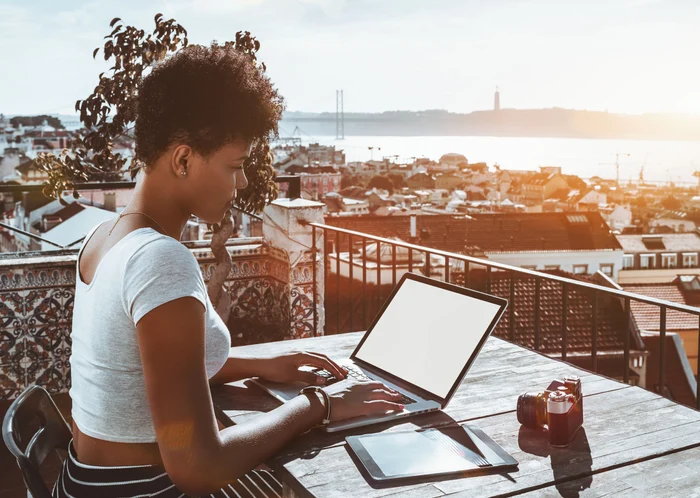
[69,223,231,443]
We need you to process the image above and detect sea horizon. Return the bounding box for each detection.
[279,133,700,185]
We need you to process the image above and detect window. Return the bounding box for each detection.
[573,264,588,274]
[544,265,560,271]
[640,254,656,269]
[623,255,634,269]
[661,253,677,269]
[642,236,665,250]
[521,265,537,270]
[567,214,588,224]
[600,264,614,277]
[683,253,698,268]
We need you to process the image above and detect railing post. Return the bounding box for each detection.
[362,238,367,329]
[486,266,491,293]
[348,234,353,333]
[465,261,470,288]
[376,240,382,312]
[562,283,568,360]
[624,297,631,384]
[660,306,667,397]
[336,230,340,334]
[425,251,431,277]
[591,290,598,373]
[445,256,450,283]
[534,278,541,351]
[408,248,413,273]
[392,244,397,287]
[697,316,700,410]
[509,271,516,342]
[312,225,317,337]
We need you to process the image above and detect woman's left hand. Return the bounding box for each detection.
[255,351,348,385]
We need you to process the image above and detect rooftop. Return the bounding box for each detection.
[624,278,700,331]
[324,211,621,254]
[617,233,700,253]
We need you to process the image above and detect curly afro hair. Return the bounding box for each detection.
[134,43,284,166]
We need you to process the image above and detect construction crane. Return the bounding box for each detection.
[598,152,630,184]
[639,154,647,185]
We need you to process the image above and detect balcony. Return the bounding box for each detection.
[2,184,700,496]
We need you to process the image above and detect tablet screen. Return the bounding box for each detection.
[355,428,482,477]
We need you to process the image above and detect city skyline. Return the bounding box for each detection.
[1,0,699,116]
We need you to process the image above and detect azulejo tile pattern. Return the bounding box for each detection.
[289,283,315,339]
[0,260,76,400]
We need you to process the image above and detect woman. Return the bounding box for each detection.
[54,44,404,497]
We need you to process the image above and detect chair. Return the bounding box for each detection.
[2,385,72,498]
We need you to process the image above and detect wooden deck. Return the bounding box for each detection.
[213,332,700,497]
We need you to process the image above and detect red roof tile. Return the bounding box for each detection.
[622,283,698,331]
[324,212,621,254]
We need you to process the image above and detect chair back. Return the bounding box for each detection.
[2,385,72,498]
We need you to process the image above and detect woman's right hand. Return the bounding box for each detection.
[323,379,405,421]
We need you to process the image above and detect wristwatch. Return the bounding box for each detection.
[299,386,331,426]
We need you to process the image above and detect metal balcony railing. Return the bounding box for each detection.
[309,222,700,410]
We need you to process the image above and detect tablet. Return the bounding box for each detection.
[346,424,517,483]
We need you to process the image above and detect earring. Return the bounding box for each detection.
[180,170,187,176]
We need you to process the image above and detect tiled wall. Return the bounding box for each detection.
[0,242,309,400]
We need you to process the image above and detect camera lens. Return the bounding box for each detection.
[517,392,547,429]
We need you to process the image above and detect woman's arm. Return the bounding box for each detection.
[208,355,271,385]
[138,297,324,495]
[138,297,401,496]
[208,351,347,387]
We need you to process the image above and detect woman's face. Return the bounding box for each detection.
[185,139,250,224]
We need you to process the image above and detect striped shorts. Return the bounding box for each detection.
[52,440,283,498]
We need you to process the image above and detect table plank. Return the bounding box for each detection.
[522,447,700,497]
[276,387,700,497]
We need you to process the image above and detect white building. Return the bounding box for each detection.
[650,211,696,233]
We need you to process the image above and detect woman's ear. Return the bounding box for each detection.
[171,145,191,177]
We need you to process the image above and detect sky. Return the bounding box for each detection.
[1,0,699,116]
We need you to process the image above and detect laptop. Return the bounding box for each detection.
[252,272,508,432]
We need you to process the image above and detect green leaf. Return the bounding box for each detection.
[110,17,121,27]
[93,47,99,59]
[154,13,163,24]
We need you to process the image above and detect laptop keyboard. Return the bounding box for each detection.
[314,364,416,405]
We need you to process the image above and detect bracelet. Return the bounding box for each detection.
[299,386,331,426]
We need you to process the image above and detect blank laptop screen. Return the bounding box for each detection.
[354,278,503,399]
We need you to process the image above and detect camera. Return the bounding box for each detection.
[516,376,583,447]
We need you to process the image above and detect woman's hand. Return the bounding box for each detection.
[323,379,405,421]
[255,351,348,385]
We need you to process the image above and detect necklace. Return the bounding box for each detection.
[109,210,169,237]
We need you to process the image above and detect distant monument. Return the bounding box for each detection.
[494,86,501,111]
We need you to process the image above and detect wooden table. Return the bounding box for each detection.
[211,332,700,497]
